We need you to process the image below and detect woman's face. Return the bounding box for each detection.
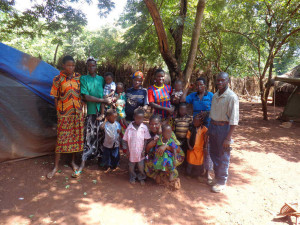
[149,118,161,134]
[155,72,165,86]
[133,76,143,89]
[87,61,97,75]
[63,60,75,75]
[196,80,206,94]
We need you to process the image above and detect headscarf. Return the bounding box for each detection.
[86,56,97,64]
[132,71,143,79]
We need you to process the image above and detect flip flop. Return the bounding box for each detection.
[72,170,82,178]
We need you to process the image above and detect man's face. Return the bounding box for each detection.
[216,74,229,91]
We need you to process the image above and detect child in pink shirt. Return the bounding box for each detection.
[123,108,151,185]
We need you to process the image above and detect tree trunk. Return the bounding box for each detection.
[53,43,59,66]
[262,61,274,120]
[183,0,206,87]
[169,0,187,79]
[143,0,180,79]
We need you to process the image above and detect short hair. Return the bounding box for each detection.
[179,102,187,107]
[62,55,75,64]
[196,77,206,85]
[174,80,183,85]
[155,69,165,75]
[194,113,205,122]
[104,72,114,78]
[116,82,124,87]
[149,114,161,122]
[162,124,172,131]
[106,109,117,117]
[134,108,145,116]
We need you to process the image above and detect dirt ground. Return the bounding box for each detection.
[0,100,299,225]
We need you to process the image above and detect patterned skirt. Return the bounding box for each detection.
[55,113,84,153]
[82,114,104,161]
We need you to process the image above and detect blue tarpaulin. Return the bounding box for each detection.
[0,42,59,104]
[0,43,58,162]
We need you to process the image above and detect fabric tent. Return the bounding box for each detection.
[0,43,59,163]
[275,76,300,122]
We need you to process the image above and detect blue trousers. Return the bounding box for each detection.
[102,146,120,169]
[208,123,230,185]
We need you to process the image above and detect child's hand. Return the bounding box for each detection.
[154,135,159,141]
[157,145,167,156]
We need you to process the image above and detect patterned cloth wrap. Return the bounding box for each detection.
[145,133,184,179]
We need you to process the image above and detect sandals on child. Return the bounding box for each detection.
[72,170,82,178]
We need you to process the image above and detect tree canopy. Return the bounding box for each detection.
[1,0,299,119]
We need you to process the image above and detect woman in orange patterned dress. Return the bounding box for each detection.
[47,55,84,179]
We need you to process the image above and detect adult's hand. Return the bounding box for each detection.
[166,106,175,114]
[103,97,112,104]
[222,139,231,153]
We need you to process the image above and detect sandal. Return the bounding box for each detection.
[72,170,82,178]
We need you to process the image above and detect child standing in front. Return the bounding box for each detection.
[101,109,121,173]
[174,103,193,157]
[186,114,208,181]
[123,108,151,185]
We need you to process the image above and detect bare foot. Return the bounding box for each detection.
[47,168,58,179]
[71,162,79,172]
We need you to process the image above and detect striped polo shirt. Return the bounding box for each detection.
[148,84,172,118]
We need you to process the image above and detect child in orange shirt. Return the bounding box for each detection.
[186,114,208,180]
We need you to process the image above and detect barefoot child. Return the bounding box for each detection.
[123,108,151,185]
[47,55,84,179]
[186,114,208,181]
[101,109,121,173]
[154,124,181,181]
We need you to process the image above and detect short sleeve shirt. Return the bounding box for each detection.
[103,121,121,148]
[123,122,151,162]
[148,84,172,119]
[186,91,213,125]
[210,88,239,125]
[103,82,116,96]
[125,87,148,121]
[80,74,105,115]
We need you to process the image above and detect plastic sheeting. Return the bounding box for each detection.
[0,42,58,104]
[0,43,59,162]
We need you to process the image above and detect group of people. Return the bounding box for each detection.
[47,55,239,193]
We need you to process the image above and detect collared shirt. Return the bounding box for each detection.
[209,88,239,125]
[125,87,148,121]
[123,122,151,162]
[80,74,105,115]
[148,84,172,118]
[50,71,82,116]
[186,91,213,125]
[103,121,121,148]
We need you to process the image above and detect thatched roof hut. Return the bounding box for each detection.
[273,65,300,106]
[274,65,300,122]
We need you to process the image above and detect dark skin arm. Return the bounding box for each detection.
[180,88,189,103]
[145,136,159,153]
[223,125,236,149]
[82,94,111,104]
[149,102,174,114]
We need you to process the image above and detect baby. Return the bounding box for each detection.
[171,80,184,116]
